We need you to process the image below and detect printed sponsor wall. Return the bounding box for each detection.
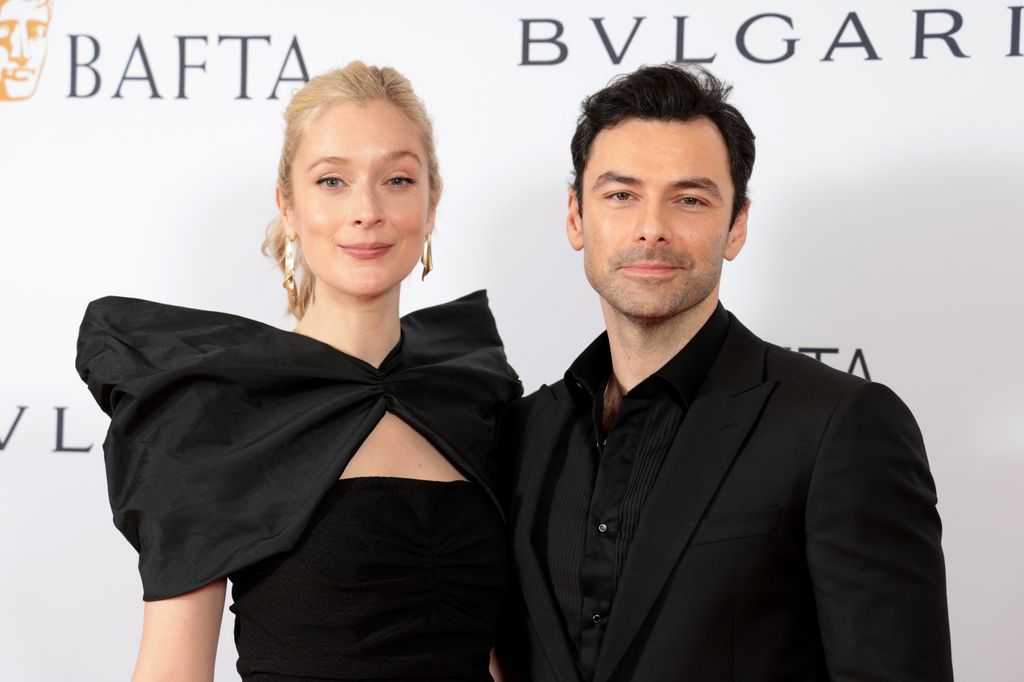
[2,1,1022,679]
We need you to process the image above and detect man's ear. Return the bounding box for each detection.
[724,199,749,261]
[567,186,584,252]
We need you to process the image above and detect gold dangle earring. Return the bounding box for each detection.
[421,233,433,280]
[283,237,297,296]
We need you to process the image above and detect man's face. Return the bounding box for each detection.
[0,0,51,101]
[567,116,748,325]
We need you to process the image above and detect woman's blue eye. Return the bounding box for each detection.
[317,177,342,189]
[388,177,415,186]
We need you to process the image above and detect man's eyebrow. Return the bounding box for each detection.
[307,150,422,172]
[672,177,723,200]
[592,172,640,190]
[592,172,725,200]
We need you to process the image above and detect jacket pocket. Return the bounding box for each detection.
[689,507,780,546]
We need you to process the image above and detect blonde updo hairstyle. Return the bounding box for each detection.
[263,61,443,319]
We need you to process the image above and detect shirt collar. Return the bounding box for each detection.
[565,302,730,408]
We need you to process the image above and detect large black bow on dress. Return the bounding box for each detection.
[76,290,521,600]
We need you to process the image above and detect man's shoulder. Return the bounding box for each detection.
[501,380,569,436]
[764,342,864,390]
[723,314,907,427]
[521,379,571,403]
[728,314,866,396]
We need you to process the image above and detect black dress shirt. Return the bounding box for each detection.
[538,303,729,680]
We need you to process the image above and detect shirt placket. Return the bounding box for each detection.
[576,396,647,678]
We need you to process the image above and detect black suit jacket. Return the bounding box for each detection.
[500,313,953,681]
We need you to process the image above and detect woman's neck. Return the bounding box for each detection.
[293,284,401,368]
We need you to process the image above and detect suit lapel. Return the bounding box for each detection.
[593,319,776,682]
[511,385,583,682]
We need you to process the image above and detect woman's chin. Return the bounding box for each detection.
[320,275,410,302]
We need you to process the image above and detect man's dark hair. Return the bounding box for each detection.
[570,64,755,225]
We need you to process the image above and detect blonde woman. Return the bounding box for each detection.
[77,62,521,681]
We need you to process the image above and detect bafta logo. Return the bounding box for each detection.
[0,0,51,101]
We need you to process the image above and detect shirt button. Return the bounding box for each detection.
[598,523,608,533]
[592,613,603,624]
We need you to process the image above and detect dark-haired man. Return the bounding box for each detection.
[499,65,953,681]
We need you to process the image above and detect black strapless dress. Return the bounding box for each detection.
[230,477,506,681]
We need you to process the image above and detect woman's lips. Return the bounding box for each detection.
[340,243,393,259]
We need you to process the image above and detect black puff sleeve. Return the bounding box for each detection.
[76,291,521,600]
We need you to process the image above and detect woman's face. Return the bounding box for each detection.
[281,100,434,302]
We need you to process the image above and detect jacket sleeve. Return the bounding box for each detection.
[805,381,953,681]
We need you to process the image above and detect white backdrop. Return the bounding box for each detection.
[2,1,1022,680]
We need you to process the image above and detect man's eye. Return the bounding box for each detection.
[28,22,47,39]
[681,196,704,206]
[316,177,342,189]
[610,192,632,201]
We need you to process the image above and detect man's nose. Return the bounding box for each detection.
[634,202,669,242]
